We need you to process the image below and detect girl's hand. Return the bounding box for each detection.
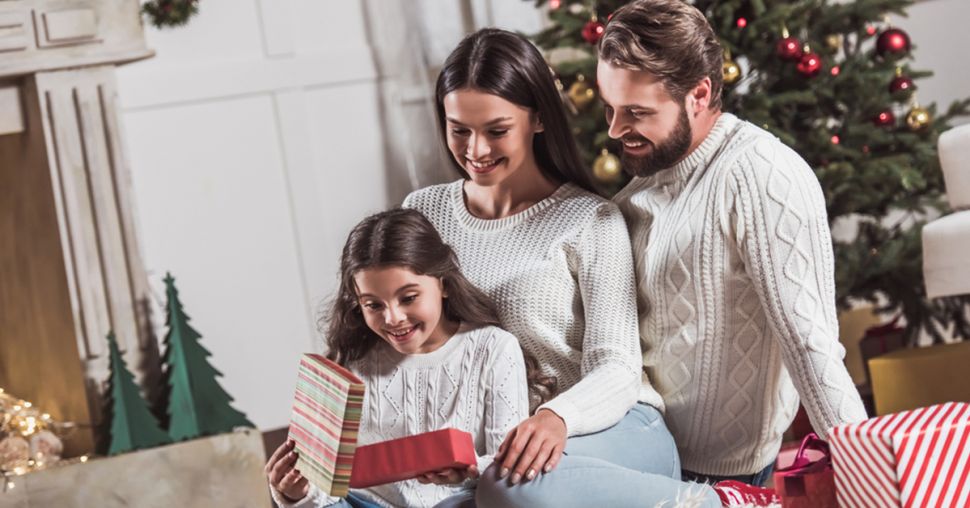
[265,439,310,502]
[416,465,479,485]
[494,409,566,484]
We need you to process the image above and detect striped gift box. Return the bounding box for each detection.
[287,354,365,497]
[829,402,970,507]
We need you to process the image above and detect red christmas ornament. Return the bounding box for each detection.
[876,28,911,57]
[797,52,823,77]
[865,25,877,36]
[889,75,915,95]
[874,110,896,127]
[582,20,605,44]
[736,17,748,28]
[776,37,803,61]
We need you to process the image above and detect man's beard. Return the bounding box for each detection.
[621,105,693,178]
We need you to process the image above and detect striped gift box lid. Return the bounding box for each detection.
[287,354,365,497]
[830,401,970,508]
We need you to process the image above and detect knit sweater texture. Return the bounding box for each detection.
[405,182,662,437]
[271,324,529,508]
[613,113,867,475]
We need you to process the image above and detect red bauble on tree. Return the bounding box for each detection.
[582,20,605,44]
[876,28,911,57]
[796,52,823,77]
[890,75,916,96]
[874,110,896,127]
[776,37,803,61]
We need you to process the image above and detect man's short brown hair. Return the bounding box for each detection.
[598,0,723,110]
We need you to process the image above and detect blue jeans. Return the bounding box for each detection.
[328,490,475,508]
[683,463,775,487]
[476,403,721,508]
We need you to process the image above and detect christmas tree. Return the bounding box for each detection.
[531,0,970,344]
[161,273,253,441]
[103,332,170,455]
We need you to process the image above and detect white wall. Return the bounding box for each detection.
[117,0,388,431]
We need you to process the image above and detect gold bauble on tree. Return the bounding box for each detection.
[825,34,843,53]
[592,149,622,183]
[906,104,932,131]
[722,49,741,86]
[567,75,596,110]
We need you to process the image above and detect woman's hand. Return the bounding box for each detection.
[416,465,479,485]
[494,409,567,484]
[265,439,310,502]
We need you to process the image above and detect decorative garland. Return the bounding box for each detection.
[142,0,200,29]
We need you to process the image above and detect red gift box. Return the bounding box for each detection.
[349,428,476,488]
[830,402,970,507]
[773,433,837,508]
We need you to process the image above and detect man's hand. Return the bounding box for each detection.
[494,409,567,484]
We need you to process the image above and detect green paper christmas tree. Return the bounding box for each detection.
[161,272,253,441]
[103,332,171,455]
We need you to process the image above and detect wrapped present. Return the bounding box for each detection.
[869,341,970,415]
[349,428,476,488]
[858,318,906,388]
[829,402,970,507]
[773,433,837,508]
[287,354,365,497]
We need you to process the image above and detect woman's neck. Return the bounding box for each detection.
[463,162,561,219]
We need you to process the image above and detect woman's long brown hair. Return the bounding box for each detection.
[323,208,556,406]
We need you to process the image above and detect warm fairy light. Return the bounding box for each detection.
[866,25,877,36]
[737,17,747,28]
[831,135,840,144]
[831,66,840,76]
[549,0,561,9]
[23,402,31,408]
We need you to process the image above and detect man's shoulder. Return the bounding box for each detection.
[725,119,811,173]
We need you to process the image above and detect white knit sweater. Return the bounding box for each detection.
[613,113,867,476]
[271,324,529,508]
[405,182,662,437]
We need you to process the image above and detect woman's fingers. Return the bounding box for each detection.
[498,424,534,480]
[521,440,555,482]
[544,441,565,473]
[495,427,517,461]
[509,430,545,484]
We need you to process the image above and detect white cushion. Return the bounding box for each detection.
[923,210,970,298]
[939,124,970,210]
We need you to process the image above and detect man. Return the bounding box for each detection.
[597,0,868,487]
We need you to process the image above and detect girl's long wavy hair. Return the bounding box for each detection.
[323,208,556,406]
[435,28,596,193]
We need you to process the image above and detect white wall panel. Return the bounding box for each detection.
[122,96,313,430]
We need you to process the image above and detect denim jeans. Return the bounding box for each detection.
[475,403,722,508]
[682,463,775,487]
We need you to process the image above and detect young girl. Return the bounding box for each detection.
[265,208,540,508]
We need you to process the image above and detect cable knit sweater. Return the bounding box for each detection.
[405,182,663,436]
[613,113,867,476]
[270,324,529,508]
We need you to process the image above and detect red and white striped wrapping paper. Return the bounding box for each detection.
[829,402,970,508]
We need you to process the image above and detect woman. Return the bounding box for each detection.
[403,28,723,507]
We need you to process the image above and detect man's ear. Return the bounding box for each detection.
[689,77,713,116]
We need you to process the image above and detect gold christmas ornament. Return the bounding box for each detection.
[825,34,843,53]
[906,105,932,131]
[567,75,596,110]
[722,59,741,85]
[592,149,622,182]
